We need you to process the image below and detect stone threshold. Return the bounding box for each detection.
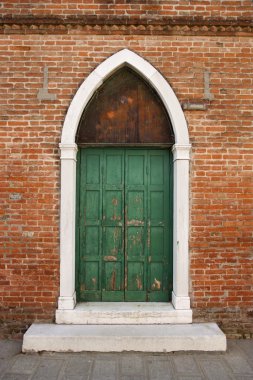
[22,323,226,353]
[55,302,193,325]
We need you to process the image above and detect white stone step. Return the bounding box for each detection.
[22,323,226,353]
[55,302,192,324]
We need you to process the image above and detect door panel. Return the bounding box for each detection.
[102,150,125,300]
[125,150,147,300]
[79,150,103,301]
[77,148,172,302]
[148,151,170,301]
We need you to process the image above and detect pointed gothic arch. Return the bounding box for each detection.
[58,49,191,315]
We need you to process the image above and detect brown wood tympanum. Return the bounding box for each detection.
[76,67,174,146]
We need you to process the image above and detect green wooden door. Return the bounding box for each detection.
[76,148,172,302]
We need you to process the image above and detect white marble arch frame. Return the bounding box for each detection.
[58,49,191,312]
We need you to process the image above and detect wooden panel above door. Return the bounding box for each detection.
[76,67,175,146]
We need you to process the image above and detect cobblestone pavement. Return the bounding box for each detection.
[0,339,253,380]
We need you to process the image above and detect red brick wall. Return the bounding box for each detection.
[1,0,252,17]
[0,6,252,338]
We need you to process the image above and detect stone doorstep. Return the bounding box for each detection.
[22,323,226,353]
[55,302,193,324]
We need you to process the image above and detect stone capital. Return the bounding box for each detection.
[59,143,78,160]
[172,144,191,161]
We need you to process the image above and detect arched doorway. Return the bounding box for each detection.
[57,49,191,317]
[75,67,174,302]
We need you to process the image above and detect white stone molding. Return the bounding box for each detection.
[58,143,78,310]
[61,49,189,146]
[172,144,191,310]
[58,49,192,313]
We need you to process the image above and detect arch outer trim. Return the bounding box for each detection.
[61,49,190,146]
[58,49,192,316]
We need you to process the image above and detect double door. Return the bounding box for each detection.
[76,148,172,301]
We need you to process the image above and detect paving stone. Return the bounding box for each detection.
[226,340,240,354]
[173,355,201,375]
[146,353,168,359]
[120,355,147,380]
[225,354,253,375]
[146,357,174,380]
[191,352,225,359]
[40,352,69,359]
[92,353,120,359]
[91,360,118,380]
[121,355,144,376]
[121,376,146,380]
[198,359,233,380]
[236,340,253,360]
[9,356,39,374]
[1,339,253,380]
[1,374,30,380]
[177,377,203,380]
[0,341,22,359]
[31,358,64,380]
[0,358,12,376]
[0,358,13,379]
[60,356,92,380]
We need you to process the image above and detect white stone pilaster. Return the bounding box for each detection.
[58,143,78,310]
[172,144,191,310]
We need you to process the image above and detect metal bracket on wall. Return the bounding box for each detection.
[37,66,57,101]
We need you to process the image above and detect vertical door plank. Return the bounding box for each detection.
[148,150,171,301]
[102,149,125,301]
[125,150,147,301]
[79,149,103,300]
